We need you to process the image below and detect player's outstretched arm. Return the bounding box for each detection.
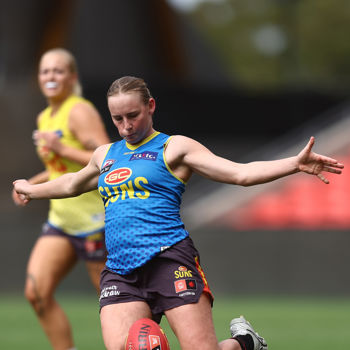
[170,135,344,186]
[13,146,105,204]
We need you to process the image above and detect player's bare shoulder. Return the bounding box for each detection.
[168,134,194,144]
[167,135,208,159]
[166,135,199,156]
[93,143,113,170]
[164,135,200,182]
[69,101,101,131]
[71,100,96,114]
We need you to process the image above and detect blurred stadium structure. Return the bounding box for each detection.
[1,0,350,294]
[183,102,350,231]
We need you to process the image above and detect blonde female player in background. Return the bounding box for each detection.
[12,48,110,350]
[14,76,344,350]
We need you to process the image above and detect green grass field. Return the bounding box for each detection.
[0,293,349,349]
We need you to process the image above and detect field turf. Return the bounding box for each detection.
[0,293,349,349]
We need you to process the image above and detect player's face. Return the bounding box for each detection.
[108,92,155,145]
[38,52,76,101]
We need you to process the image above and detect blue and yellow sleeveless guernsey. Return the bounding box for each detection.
[37,94,105,236]
[98,131,189,275]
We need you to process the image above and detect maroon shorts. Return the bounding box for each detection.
[99,237,213,322]
[41,223,107,261]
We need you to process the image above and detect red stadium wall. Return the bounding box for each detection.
[220,151,350,230]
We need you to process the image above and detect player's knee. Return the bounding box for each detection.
[102,329,127,350]
[24,275,49,315]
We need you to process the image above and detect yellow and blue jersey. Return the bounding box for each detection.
[37,95,105,236]
[98,131,189,274]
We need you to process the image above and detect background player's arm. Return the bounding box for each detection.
[33,102,110,165]
[27,170,49,184]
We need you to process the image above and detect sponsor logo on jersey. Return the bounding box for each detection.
[100,159,115,174]
[174,279,197,293]
[129,151,158,161]
[105,167,132,184]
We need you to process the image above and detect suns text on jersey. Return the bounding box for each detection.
[98,177,150,207]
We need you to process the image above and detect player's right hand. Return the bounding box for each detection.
[12,180,31,206]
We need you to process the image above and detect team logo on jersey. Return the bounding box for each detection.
[105,167,132,185]
[100,159,115,174]
[174,266,193,279]
[129,151,158,161]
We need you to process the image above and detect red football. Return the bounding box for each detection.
[125,318,170,350]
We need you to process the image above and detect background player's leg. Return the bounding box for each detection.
[85,260,105,293]
[25,235,77,350]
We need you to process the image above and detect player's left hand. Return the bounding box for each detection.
[297,136,344,184]
[33,130,63,154]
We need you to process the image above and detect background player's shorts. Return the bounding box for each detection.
[99,236,213,322]
[41,222,106,261]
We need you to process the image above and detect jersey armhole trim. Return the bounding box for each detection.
[163,136,187,185]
